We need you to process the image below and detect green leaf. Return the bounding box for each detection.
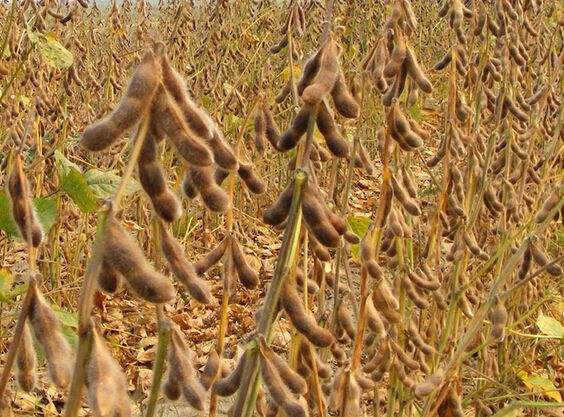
[527,376,562,402]
[34,197,58,234]
[0,192,57,239]
[516,369,562,402]
[347,215,372,238]
[59,167,98,213]
[0,283,27,303]
[53,307,78,328]
[347,215,372,259]
[53,306,78,347]
[0,192,18,237]
[61,326,78,348]
[84,169,139,199]
[0,268,13,300]
[54,150,81,177]
[27,28,73,69]
[537,313,564,339]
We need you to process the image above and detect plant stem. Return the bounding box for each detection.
[64,116,150,417]
[231,170,307,417]
[144,308,171,417]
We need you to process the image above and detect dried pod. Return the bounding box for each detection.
[390,339,419,371]
[194,238,228,275]
[151,87,213,166]
[406,322,435,355]
[316,100,350,158]
[16,323,36,392]
[81,51,161,151]
[8,156,43,247]
[263,181,295,225]
[199,350,220,391]
[103,215,175,303]
[414,370,443,398]
[330,70,359,118]
[259,351,308,417]
[238,163,266,194]
[383,28,407,78]
[278,106,311,151]
[253,107,267,154]
[302,38,340,105]
[258,336,307,395]
[231,238,259,289]
[166,328,206,410]
[213,353,246,397]
[535,189,560,223]
[302,191,341,248]
[189,165,230,213]
[97,261,122,294]
[86,329,131,417]
[391,173,421,216]
[28,287,73,388]
[530,244,562,276]
[489,296,508,342]
[405,47,432,93]
[366,295,387,338]
[337,302,356,339]
[159,224,212,304]
[281,281,334,347]
[263,105,282,150]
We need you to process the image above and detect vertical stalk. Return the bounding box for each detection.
[64,116,150,417]
[231,171,307,417]
[144,307,171,417]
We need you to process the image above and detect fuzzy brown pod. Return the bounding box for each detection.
[189,165,230,213]
[330,69,359,118]
[383,27,407,78]
[159,224,212,304]
[328,369,361,414]
[86,329,131,417]
[414,369,444,398]
[8,156,43,247]
[301,38,340,105]
[257,335,307,395]
[158,45,238,171]
[316,100,350,158]
[28,286,73,389]
[490,296,508,343]
[337,302,356,340]
[97,261,122,294]
[151,87,214,167]
[194,237,228,275]
[301,188,343,248]
[230,237,260,289]
[137,125,181,223]
[278,106,312,151]
[534,188,561,224]
[259,350,308,417]
[103,215,175,303]
[164,327,206,410]
[530,243,562,276]
[199,349,220,391]
[238,163,266,194]
[16,323,36,392]
[253,106,267,154]
[405,46,432,93]
[281,280,334,347]
[81,50,161,151]
[213,353,246,397]
[371,279,401,323]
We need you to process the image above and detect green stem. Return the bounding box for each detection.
[144,310,171,417]
[231,171,307,417]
